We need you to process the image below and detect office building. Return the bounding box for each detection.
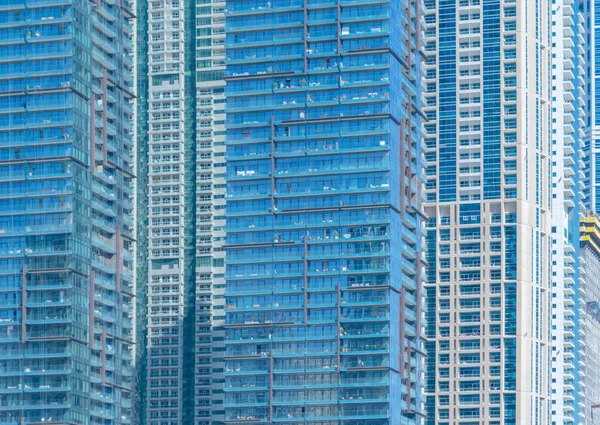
[0,0,136,423]
[422,0,552,423]
[137,0,226,423]
[222,1,426,424]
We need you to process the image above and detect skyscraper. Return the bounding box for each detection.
[422,0,552,423]
[550,0,588,421]
[222,1,426,424]
[137,0,226,423]
[578,214,600,425]
[194,2,227,424]
[586,0,600,213]
[0,0,135,423]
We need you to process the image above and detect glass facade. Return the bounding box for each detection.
[223,1,426,424]
[0,0,135,423]
[588,0,600,213]
[422,0,552,423]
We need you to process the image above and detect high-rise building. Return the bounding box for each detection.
[134,0,150,419]
[587,0,600,213]
[579,214,600,424]
[137,0,226,423]
[194,1,227,424]
[222,1,426,424]
[0,0,136,423]
[550,0,588,422]
[422,0,552,423]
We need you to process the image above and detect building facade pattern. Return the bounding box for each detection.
[422,0,552,422]
[142,0,227,423]
[580,215,600,425]
[0,0,136,423]
[144,0,189,419]
[194,0,226,423]
[223,1,426,424]
[588,0,600,213]
[550,0,588,421]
